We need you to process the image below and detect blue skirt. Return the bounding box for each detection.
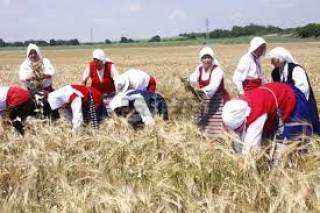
[279,86,313,140]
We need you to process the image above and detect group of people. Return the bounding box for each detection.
[0,44,167,135]
[0,38,319,160]
[190,36,320,161]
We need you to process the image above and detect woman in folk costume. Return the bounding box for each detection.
[114,69,157,93]
[82,49,118,115]
[109,90,168,129]
[233,37,267,95]
[0,86,37,135]
[189,46,230,136]
[19,43,55,93]
[222,83,312,155]
[268,47,320,135]
[43,84,103,131]
[82,49,118,95]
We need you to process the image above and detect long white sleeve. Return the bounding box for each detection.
[82,65,90,83]
[242,114,267,154]
[19,58,54,89]
[110,64,118,79]
[132,94,154,125]
[201,67,224,96]
[70,97,83,130]
[291,66,310,100]
[189,65,200,87]
[42,58,55,76]
[233,55,250,95]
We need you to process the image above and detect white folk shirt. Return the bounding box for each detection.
[280,63,310,100]
[48,85,84,130]
[189,65,224,97]
[233,53,265,95]
[233,113,268,154]
[118,69,151,93]
[19,58,55,89]
[0,87,9,114]
[126,91,154,125]
[82,59,118,83]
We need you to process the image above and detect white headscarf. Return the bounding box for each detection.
[109,92,129,111]
[199,47,214,60]
[26,43,42,58]
[222,100,251,130]
[92,49,106,63]
[199,46,221,66]
[267,47,297,63]
[248,37,266,53]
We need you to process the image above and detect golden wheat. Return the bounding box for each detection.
[0,43,319,212]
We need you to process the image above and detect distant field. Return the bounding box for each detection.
[1,34,320,51]
[0,42,320,212]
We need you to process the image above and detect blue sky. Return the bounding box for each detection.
[0,0,319,42]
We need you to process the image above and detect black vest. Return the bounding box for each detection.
[272,63,320,134]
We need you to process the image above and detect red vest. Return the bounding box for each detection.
[89,61,115,94]
[198,65,230,102]
[242,79,262,92]
[70,84,102,110]
[243,83,295,136]
[6,86,31,109]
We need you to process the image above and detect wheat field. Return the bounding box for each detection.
[0,42,320,212]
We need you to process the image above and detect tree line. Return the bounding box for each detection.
[179,23,320,40]
[0,39,80,48]
[0,23,319,48]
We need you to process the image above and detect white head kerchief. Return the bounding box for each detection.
[222,100,251,130]
[26,43,42,58]
[92,49,106,63]
[248,37,266,53]
[199,46,221,66]
[267,47,297,63]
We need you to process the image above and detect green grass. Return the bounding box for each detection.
[1,34,320,51]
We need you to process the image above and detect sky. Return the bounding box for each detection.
[0,0,319,42]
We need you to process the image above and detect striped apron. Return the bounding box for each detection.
[198,90,224,135]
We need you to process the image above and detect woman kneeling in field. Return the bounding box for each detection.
[189,47,230,136]
[19,43,56,93]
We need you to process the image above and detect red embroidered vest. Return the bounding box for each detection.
[89,61,115,94]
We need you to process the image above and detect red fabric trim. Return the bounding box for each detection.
[198,65,217,89]
[147,76,157,92]
[242,79,262,92]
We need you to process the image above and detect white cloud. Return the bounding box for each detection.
[168,9,187,21]
[127,2,143,12]
[260,0,295,9]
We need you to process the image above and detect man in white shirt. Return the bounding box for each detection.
[233,37,267,95]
